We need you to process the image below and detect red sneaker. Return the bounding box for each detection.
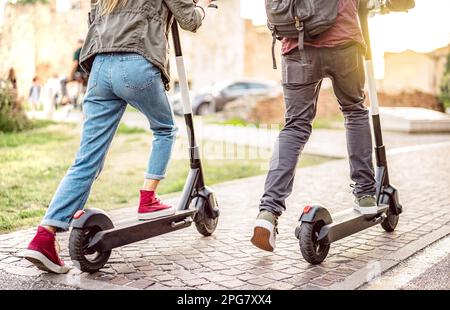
[138,190,175,220]
[23,226,70,274]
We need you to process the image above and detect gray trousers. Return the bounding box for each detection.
[260,43,376,217]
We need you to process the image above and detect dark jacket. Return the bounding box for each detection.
[80,0,203,90]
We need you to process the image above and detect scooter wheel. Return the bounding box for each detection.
[193,197,219,237]
[69,226,111,273]
[195,217,219,237]
[381,209,399,232]
[299,222,330,265]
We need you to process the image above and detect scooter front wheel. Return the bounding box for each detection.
[69,226,111,273]
[381,209,399,232]
[195,215,219,237]
[192,197,219,237]
[299,221,330,265]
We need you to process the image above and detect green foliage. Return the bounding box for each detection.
[439,54,450,109]
[0,85,31,133]
[10,0,48,4]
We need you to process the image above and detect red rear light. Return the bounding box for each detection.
[73,210,85,219]
[303,205,312,214]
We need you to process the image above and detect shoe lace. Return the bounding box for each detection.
[359,195,374,200]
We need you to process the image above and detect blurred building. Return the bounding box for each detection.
[0,0,282,99]
[0,0,90,98]
[380,45,450,95]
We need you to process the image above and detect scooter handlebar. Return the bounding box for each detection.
[208,0,218,9]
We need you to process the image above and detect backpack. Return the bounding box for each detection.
[266,0,340,69]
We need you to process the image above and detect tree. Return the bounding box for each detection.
[440,53,450,110]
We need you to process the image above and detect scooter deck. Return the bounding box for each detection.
[87,209,196,252]
[317,205,388,244]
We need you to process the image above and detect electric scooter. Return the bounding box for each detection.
[295,1,406,265]
[68,5,220,273]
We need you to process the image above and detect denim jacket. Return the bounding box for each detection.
[80,0,203,90]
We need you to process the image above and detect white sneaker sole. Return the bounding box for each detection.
[137,207,176,221]
[23,249,70,274]
[354,204,380,215]
[251,219,276,252]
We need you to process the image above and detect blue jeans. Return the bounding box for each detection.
[42,53,178,231]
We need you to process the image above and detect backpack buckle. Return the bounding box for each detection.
[295,16,304,31]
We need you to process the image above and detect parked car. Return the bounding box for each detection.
[170,79,281,115]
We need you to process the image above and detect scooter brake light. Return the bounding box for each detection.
[73,210,85,219]
[303,205,312,214]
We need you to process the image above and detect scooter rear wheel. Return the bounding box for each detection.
[299,221,330,265]
[69,226,111,273]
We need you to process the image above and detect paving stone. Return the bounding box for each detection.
[1,256,22,264]
[109,276,133,286]
[246,276,275,286]
[266,282,296,290]
[181,278,210,287]
[145,283,168,290]
[126,272,147,280]
[154,274,176,282]
[221,279,247,289]
[197,283,227,290]
[219,268,245,276]
[127,279,155,289]
[263,272,293,281]
[112,264,135,274]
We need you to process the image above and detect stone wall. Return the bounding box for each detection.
[243,20,281,81]
[0,0,89,99]
[380,46,450,96]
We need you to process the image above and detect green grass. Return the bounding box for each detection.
[0,121,332,233]
[312,115,344,129]
[216,117,252,127]
[0,120,69,148]
[206,115,344,130]
[117,124,146,135]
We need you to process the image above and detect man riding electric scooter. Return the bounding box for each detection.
[251,0,409,252]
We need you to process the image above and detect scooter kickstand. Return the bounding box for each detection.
[171,217,193,229]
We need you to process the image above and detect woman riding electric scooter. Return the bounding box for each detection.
[24,0,212,274]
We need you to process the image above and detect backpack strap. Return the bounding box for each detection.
[295,17,305,51]
[272,35,277,70]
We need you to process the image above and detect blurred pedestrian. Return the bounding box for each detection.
[28,76,41,111]
[7,68,17,90]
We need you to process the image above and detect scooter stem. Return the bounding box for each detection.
[360,8,390,187]
[171,21,205,194]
